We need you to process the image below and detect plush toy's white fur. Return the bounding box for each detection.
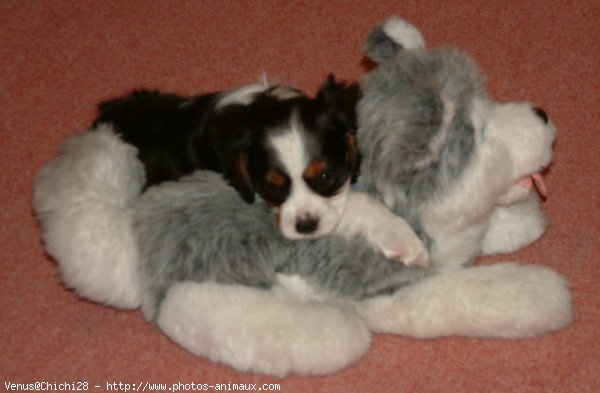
[357,263,571,338]
[422,102,556,271]
[34,125,144,309]
[476,103,555,257]
[381,15,425,50]
[482,194,548,255]
[158,280,370,377]
[33,18,572,377]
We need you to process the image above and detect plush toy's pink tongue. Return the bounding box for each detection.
[517,173,548,198]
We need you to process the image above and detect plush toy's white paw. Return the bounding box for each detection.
[337,192,429,266]
[33,125,144,309]
[482,194,547,256]
[156,281,371,377]
[369,215,429,267]
[357,263,572,338]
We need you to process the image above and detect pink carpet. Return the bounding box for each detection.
[2,1,599,391]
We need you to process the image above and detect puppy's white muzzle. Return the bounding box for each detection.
[278,182,350,240]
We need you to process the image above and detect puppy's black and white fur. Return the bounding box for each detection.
[94,76,428,264]
[94,76,361,239]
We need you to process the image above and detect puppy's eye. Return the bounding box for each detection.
[303,160,327,180]
[312,169,340,193]
[318,170,335,187]
[304,160,348,196]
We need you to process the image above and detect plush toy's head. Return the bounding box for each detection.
[358,16,489,218]
[358,16,556,211]
[357,16,556,268]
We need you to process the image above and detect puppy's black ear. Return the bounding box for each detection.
[212,123,255,203]
[221,151,255,203]
[315,75,363,183]
[314,74,362,130]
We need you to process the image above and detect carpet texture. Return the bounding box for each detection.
[1,1,599,391]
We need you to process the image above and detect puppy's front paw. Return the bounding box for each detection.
[369,219,429,267]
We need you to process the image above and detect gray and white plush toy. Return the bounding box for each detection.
[34,16,572,377]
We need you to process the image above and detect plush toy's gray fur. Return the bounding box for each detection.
[136,171,431,320]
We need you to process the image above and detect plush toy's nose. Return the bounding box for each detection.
[534,107,549,123]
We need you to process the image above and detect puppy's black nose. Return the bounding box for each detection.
[534,107,549,123]
[296,217,319,234]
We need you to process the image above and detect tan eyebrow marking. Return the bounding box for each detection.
[266,170,287,187]
[346,133,358,163]
[303,160,327,180]
[235,154,252,188]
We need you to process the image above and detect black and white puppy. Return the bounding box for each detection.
[94,76,361,240]
[94,76,428,265]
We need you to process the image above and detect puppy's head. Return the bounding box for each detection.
[215,75,362,239]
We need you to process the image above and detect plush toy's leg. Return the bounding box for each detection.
[156,281,371,377]
[356,263,572,338]
[481,194,547,256]
[33,125,144,309]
